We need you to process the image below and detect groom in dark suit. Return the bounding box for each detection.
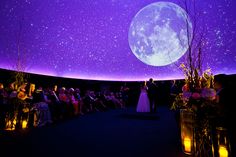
[147,78,158,113]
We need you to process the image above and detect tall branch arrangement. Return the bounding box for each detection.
[171,0,215,111]
[12,18,29,89]
[179,0,212,92]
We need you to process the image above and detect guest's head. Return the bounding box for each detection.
[0,83,3,89]
[54,85,58,92]
[37,86,43,91]
[75,88,80,93]
[18,83,27,92]
[69,88,74,94]
[59,87,66,94]
[171,80,176,86]
[149,78,153,83]
[30,83,36,92]
[9,82,18,90]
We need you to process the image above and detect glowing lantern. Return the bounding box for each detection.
[22,120,28,129]
[5,118,17,131]
[184,137,191,153]
[180,109,194,155]
[213,127,231,157]
[219,145,228,157]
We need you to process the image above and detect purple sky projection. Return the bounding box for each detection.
[0,0,236,81]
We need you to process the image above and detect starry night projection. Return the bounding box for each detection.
[0,0,235,81]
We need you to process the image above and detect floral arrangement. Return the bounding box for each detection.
[171,63,216,112]
[172,63,221,156]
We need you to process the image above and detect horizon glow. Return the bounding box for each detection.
[0,0,236,81]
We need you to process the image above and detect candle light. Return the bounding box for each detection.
[184,137,191,153]
[5,120,11,130]
[215,127,230,157]
[180,109,194,155]
[22,120,28,129]
[13,119,16,130]
[5,118,17,131]
[219,145,228,157]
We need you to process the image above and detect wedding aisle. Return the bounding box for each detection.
[0,106,184,157]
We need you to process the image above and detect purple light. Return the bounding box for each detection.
[0,0,235,81]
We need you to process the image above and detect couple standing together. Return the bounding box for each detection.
[136,78,158,113]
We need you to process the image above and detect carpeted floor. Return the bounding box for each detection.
[0,106,185,157]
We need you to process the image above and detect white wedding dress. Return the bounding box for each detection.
[136,86,150,112]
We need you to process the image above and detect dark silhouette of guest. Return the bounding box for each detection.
[120,85,129,108]
[214,74,235,156]
[147,78,158,113]
[214,74,229,122]
[170,80,178,95]
[47,88,62,121]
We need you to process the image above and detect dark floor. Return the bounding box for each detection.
[0,106,185,157]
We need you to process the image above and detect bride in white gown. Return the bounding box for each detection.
[136,83,150,112]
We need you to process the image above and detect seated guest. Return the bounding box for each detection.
[46,88,61,121]
[103,91,116,109]
[59,87,69,117]
[7,82,18,103]
[7,82,18,108]
[5,82,18,127]
[96,92,108,111]
[83,90,96,112]
[31,86,52,127]
[13,83,30,129]
[74,88,84,115]
[110,92,123,108]
[68,88,78,116]
[17,83,29,101]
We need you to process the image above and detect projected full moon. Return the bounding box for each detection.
[128,2,193,66]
